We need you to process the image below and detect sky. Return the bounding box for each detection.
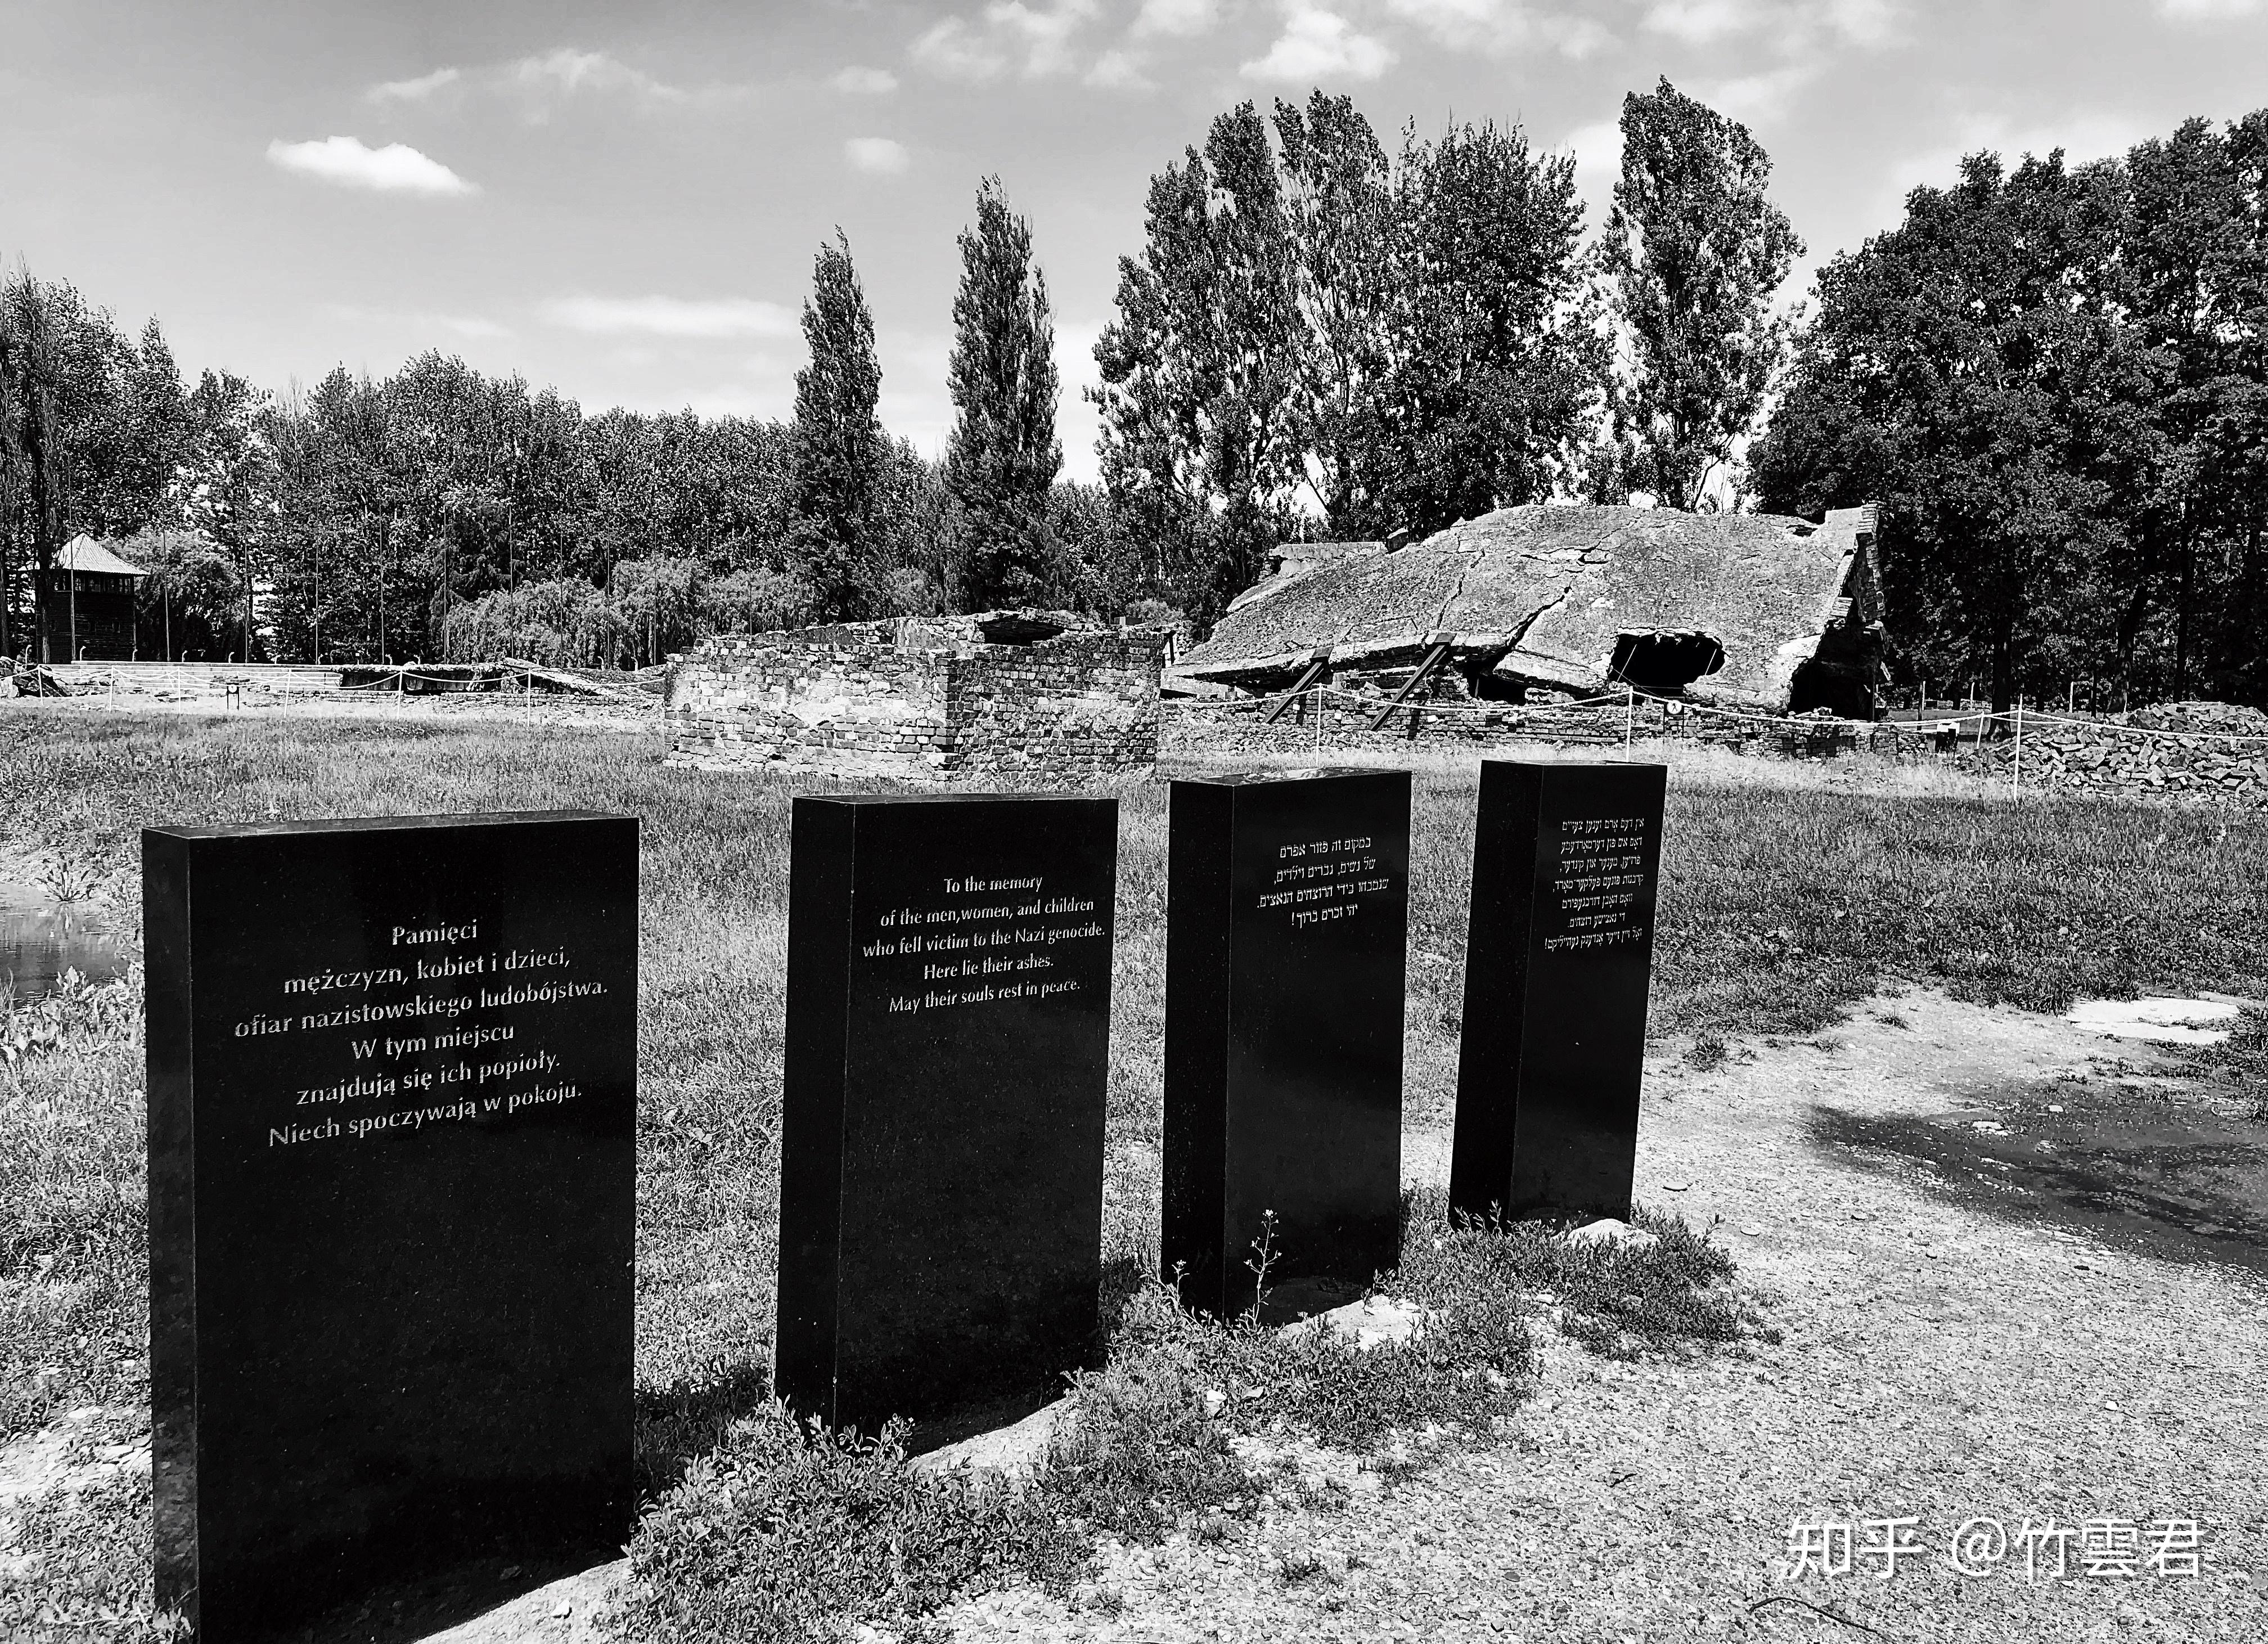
[4,0,2265,483]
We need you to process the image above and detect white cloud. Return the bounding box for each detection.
[1240,5,1394,82]
[266,137,477,197]
[1642,0,1761,44]
[367,67,462,103]
[1086,47,1154,88]
[913,0,1103,80]
[831,65,900,93]
[1698,61,1821,125]
[322,302,510,339]
[507,47,687,105]
[538,295,796,339]
[1385,0,1616,57]
[1641,0,1902,46]
[845,136,912,174]
[2158,0,2264,15]
[1131,0,1220,37]
[1545,15,1619,56]
[912,17,1011,79]
[987,0,1102,75]
[360,48,739,118]
[1814,0,1901,45]
[1384,0,1505,37]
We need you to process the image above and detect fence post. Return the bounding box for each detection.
[2011,703,2023,802]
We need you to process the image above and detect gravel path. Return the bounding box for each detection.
[937,991,2268,1643]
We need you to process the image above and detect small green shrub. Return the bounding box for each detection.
[618,1403,1083,1644]
[1402,1194,1776,1362]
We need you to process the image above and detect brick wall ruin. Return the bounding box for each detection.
[665,612,1168,781]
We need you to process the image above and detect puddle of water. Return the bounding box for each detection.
[1809,1084,2268,1275]
[0,886,127,998]
[2064,996,2242,1045]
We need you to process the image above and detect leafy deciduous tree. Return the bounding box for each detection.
[1601,78,1803,511]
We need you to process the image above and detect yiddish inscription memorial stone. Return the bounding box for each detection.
[144,812,637,1642]
[1164,770,1411,1317]
[777,794,1117,1435]
[1450,760,1666,1220]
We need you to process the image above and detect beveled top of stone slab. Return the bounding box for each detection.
[145,809,623,841]
[795,792,1115,807]
[1483,758,1669,774]
[1175,767,1393,787]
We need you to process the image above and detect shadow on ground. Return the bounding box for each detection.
[1807,1075,2268,1275]
[634,1359,772,1497]
[281,1551,613,1644]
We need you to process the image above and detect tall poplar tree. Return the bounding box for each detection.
[1376,117,1599,536]
[1091,102,1302,619]
[789,231,885,620]
[945,177,1061,609]
[1274,92,1394,535]
[1600,78,1802,510]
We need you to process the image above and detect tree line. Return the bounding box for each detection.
[3,83,2265,711]
[1755,118,2268,712]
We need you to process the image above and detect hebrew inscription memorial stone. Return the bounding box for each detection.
[1450,760,1666,1221]
[144,812,637,1642]
[777,794,1117,1435]
[1164,769,1411,1318]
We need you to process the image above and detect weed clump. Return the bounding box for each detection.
[619,1404,1083,1644]
[1402,1192,1777,1362]
[2180,1005,2268,1121]
[621,1204,1762,1639]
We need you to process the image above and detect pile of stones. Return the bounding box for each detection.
[1974,701,2268,809]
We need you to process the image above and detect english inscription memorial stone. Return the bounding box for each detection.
[1450,760,1666,1221]
[776,794,1117,1435]
[1164,769,1411,1318]
[145,811,638,1642]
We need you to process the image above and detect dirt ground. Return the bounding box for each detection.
[935,990,2268,1644]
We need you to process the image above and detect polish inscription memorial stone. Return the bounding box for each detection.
[1164,769,1411,1317]
[776,794,1117,1435]
[144,811,638,1642]
[1450,760,1666,1221]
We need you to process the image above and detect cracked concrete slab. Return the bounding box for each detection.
[1174,503,1882,713]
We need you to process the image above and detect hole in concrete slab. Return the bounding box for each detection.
[1607,631,1726,695]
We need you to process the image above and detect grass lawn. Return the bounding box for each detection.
[3,704,2264,1639]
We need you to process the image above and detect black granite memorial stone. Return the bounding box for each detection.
[776,794,1117,1436]
[144,811,637,1642]
[1164,770,1411,1318]
[1450,760,1666,1221]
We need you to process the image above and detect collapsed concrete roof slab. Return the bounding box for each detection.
[1172,502,1882,713]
